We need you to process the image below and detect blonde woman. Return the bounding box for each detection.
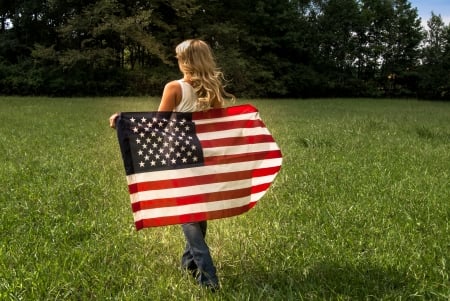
[162,39,234,291]
[158,39,235,112]
[110,39,234,291]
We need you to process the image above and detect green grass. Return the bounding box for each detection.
[0,96,449,300]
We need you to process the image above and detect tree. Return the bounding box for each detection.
[313,0,365,96]
[29,0,198,95]
[418,13,450,100]
[188,0,317,97]
[381,0,423,96]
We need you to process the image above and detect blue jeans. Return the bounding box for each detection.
[181,221,218,286]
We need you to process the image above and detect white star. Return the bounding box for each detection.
[193,156,198,162]
[171,158,176,164]
[132,127,139,133]
[151,160,156,166]
[136,138,141,144]
[161,159,167,165]
[141,117,147,123]
[182,157,187,163]
[139,161,145,167]
[130,117,136,123]
[138,150,143,156]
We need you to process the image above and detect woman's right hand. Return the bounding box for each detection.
[109,112,120,129]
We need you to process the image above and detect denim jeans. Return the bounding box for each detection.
[181,221,218,286]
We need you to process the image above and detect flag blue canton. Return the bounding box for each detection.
[118,113,204,174]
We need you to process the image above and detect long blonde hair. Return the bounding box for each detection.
[175,39,235,110]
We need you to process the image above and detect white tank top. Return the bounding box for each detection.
[173,80,198,113]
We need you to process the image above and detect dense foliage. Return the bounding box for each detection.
[0,0,449,100]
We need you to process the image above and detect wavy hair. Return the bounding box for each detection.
[175,39,235,110]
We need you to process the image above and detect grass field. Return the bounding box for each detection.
[0,96,449,300]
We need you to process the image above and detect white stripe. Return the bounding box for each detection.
[129,174,277,203]
[133,191,265,220]
[197,127,270,141]
[126,157,282,185]
[194,112,259,124]
[203,142,280,157]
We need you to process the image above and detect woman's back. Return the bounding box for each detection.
[173,80,198,113]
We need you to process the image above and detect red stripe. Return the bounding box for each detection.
[200,134,275,148]
[192,105,258,120]
[129,166,280,193]
[134,202,258,229]
[204,149,282,166]
[131,183,270,211]
[195,119,265,134]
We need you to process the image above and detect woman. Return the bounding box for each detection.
[110,39,235,291]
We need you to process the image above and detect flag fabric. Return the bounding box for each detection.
[116,104,282,230]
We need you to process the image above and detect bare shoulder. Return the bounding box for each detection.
[159,80,182,111]
[162,80,182,97]
[165,80,181,90]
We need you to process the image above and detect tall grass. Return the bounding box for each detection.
[0,97,449,300]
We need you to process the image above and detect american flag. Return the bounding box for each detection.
[116,104,282,230]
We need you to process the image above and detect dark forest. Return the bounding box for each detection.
[1,0,449,100]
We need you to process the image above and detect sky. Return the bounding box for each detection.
[409,0,450,28]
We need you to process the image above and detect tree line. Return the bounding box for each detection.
[1,0,449,100]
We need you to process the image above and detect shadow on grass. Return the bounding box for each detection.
[224,260,414,299]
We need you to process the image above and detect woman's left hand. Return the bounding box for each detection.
[109,112,120,129]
